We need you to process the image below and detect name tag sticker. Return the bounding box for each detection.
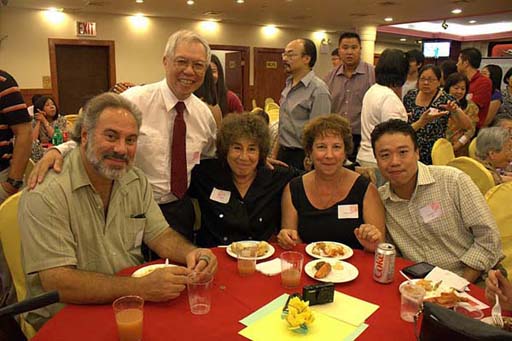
[338,204,359,219]
[419,201,443,224]
[134,230,144,249]
[210,187,231,204]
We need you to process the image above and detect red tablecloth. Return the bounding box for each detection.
[33,244,489,340]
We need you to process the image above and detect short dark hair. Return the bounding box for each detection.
[251,107,270,125]
[405,49,425,66]
[338,32,361,46]
[331,48,339,57]
[371,119,418,156]
[34,96,60,118]
[216,113,270,167]
[483,64,503,93]
[31,94,42,106]
[459,48,482,69]
[302,114,353,156]
[210,54,229,115]
[194,66,217,106]
[444,72,469,109]
[504,67,512,86]
[301,38,317,68]
[440,59,458,82]
[375,49,409,87]
[418,64,442,81]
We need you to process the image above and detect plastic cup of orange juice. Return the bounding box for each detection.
[113,295,144,341]
[237,246,258,276]
[280,251,304,289]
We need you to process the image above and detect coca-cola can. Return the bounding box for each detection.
[373,243,396,284]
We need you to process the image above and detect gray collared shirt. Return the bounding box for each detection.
[278,70,331,148]
[379,162,502,277]
[324,60,375,134]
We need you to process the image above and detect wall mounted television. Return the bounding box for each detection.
[423,41,451,58]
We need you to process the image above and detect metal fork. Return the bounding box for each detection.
[492,293,504,328]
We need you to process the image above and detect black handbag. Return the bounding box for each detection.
[416,302,512,341]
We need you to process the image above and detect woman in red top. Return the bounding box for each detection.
[210,54,244,115]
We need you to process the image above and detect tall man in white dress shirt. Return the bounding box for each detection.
[29,30,217,242]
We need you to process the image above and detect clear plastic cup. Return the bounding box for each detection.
[280,251,304,289]
[187,272,213,315]
[112,295,144,341]
[237,246,257,276]
[399,283,425,322]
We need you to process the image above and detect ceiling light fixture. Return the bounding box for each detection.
[262,25,278,36]
[187,0,194,5]
[451,8,462,14]
[469,20,477,24]
[236,0,245,3]
[135,0,144,3]
[384,17,393,22]
[400,38,406,42]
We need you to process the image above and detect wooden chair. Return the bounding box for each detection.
[251,99,258,110]
[267,108,279,124]
[485,182,512,275]
[265,102,279,112]
[0,192,37,339]
[446,156,495,195]
[468,137,477,159]
[431,138,455,165]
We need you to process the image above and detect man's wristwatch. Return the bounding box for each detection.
[6,177,23,190]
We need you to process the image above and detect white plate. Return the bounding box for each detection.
[305,241,353,260]
[226,241,275,261]
[398,279,449,299]
[131,264,176,278]
[304,258,358,283]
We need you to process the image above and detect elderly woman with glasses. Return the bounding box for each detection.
[475,126,512,184]
[404,64,472,164]
[277,115,385,252]
[188,113,300,247]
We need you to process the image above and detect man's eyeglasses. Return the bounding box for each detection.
[281,52,303,59]
[173,58,208,73]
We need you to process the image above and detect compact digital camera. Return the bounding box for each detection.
[302,283,335,306]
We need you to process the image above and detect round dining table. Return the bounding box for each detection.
[33,243,489,340]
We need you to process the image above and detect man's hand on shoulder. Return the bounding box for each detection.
[28,148,64,189]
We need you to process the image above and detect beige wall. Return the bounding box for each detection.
[0,7,343,88]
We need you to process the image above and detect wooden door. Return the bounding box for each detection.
[253,48,286,109]
[225,52,243,101]
[49,39,115,114]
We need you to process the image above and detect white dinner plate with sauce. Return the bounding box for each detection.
[304,258,358,283]
[305,241,354,260]
[131,264,176,278]
[225,240,275,261]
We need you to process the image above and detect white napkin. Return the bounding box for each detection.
[425,266,470,292]
[255,258,281,276]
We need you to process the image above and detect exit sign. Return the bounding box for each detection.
[76,21,96,37]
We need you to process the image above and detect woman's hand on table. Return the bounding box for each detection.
[186,248,218,274]
[354,224,383,252]
[485,269,512,311]
[138,266,191,301]
[277,229,302,249]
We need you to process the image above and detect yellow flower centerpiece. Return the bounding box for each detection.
[282,296,315,334]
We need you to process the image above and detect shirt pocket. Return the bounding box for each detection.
[293,100,312,120]
[122,217,147,251]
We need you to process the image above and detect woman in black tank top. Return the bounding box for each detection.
[277,115,386,252]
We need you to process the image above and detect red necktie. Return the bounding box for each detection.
[171,101,187,199]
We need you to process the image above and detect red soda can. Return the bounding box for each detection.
[373,243,396,283]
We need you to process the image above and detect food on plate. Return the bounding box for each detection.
[311,242,345,258]
[414,279,442,292]
[314,261,332,279]
[332,261,344,271]
[496,317,512,332]
[230,241,269,257]
[424,290,469,307]
[131,264,170,278]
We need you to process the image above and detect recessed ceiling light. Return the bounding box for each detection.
[400,38,407,42]
[469,20,477,24]
[451,8,462,14]
[187,0,194,5]
[236,0,245,3]
[135,0,144,3]
[417,40,422,44]
[384,17,393,22]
